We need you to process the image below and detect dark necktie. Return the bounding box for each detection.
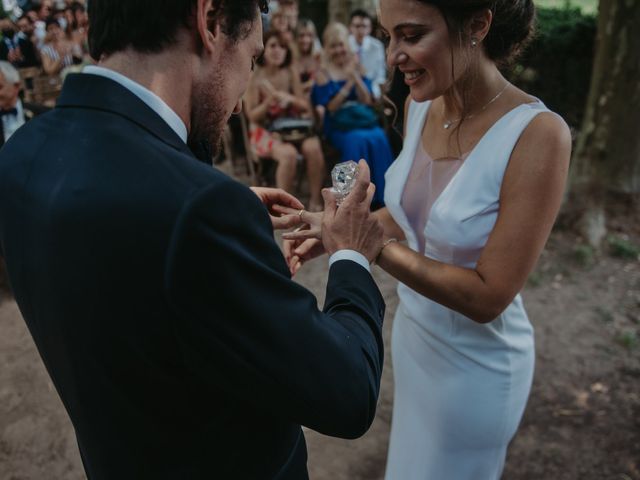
[0,108,17,117]
[0,107,18,147]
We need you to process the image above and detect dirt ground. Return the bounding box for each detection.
[0,161,638,480]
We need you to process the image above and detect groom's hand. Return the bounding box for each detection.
[321,160,383,264]
[250,187,305,230]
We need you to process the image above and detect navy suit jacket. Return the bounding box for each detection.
[0,73,385,479]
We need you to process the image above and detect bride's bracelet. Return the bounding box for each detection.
[374,238,398,265]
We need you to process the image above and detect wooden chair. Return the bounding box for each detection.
[31,74,63,107]
[18,66,42,103]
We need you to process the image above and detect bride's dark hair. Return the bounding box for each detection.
[423,0,536,152]
[424,0,536,66]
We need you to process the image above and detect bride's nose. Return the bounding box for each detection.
[387,42,408,68]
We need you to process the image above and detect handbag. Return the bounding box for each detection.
[269,117,315,143]
[331,101,379,131]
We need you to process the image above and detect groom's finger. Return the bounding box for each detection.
[271,204,300,216]
[322,188,337,219]
[266,189,304,210]
[343,159,371,206]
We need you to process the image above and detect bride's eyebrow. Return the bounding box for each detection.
[393,22,428,32]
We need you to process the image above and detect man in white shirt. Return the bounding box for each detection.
[0,60,43,145]
[349,8,387,99]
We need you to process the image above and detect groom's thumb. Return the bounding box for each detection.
[322,188,337,218]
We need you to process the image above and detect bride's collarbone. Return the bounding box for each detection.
[421,117,486,160]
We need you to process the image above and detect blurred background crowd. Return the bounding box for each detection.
[0,0,89,75]
[226,0,405,211]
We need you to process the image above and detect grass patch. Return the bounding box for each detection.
[608,236,640,260]
[527,271,543,287]
[615,330,639,351]
[573,244,596,268]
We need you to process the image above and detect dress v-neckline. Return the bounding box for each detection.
[406,100,540,237]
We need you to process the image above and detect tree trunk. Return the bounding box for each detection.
[566,0,640,246]
[327,0,378,25]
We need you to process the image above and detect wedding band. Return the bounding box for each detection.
[298,209,305,219]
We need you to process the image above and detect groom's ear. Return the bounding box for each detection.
[196,0,223,53]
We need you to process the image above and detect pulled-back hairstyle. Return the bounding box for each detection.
[412,0,536,150]
[423,0,536,66]
[88,0,269,61]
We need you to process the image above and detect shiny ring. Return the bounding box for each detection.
[298,209,305,219]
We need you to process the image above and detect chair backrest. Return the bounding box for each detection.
[31,74,63,107]
[18,66,42,103]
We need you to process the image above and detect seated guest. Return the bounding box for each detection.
[0,18,21,65]
[294,19,322,96]
[348,9,387,99]
[269,8,293,45]
[71,2,88,40]
[312,23,393,209]
[40,17,81,76]
[65,2,89,61]
[33,0,53,48]
[0,61,47,146]
[245,31,325,211]
[15,14,41,68]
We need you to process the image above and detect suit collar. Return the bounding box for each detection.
[56,73,193,156]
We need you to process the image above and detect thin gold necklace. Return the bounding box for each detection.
[443,83,510,129]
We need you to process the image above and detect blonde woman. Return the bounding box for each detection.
[311,23,393,208]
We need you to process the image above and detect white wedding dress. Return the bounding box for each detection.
[383,99,549,479]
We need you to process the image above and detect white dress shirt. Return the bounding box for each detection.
[2,98,25,141]
[83,65,188,142]
[349,35,387,99]
[83,65,370,272]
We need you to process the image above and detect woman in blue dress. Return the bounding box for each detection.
[311,22,393,209]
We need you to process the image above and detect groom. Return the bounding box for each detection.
[0,1,386,479]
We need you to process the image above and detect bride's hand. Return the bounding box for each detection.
[273,205,323,241]
[283,234,326,276]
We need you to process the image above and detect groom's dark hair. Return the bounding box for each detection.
[88,0,269,61]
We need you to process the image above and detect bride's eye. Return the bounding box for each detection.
[403,34,423,44]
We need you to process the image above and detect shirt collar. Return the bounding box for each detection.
[348,35,371,51]
[83,65,188,143]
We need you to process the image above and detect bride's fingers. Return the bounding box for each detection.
[294,238,321,258]
[272,214,304,230]
[283,238,296,262]
[272,205,323,227]
[272,204,301,216]
[282,227,321,241]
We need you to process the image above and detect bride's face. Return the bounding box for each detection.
[380,0,465,102]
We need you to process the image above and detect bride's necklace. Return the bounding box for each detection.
[443,83,510,129]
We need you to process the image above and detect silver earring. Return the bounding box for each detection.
[471,38,478,47]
